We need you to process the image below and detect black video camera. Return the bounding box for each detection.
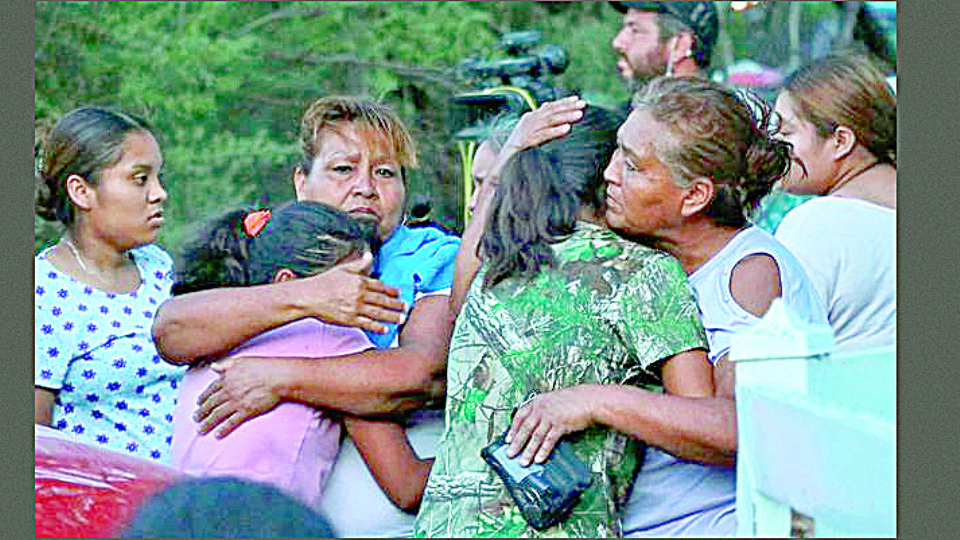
[449,30,571,225]
[457,31,568,103]
[452,31,570,132]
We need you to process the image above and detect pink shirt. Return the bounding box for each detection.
[171,318,373,511]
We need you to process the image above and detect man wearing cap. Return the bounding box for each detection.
[610,1,719,91]
[607,2,739,537]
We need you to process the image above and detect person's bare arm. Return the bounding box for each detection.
[505,254,784,466]
[709,252,782,398]
[505,349,738,467]
[153,253,406,365]
[194,294,454,438]
[729,254,781,318]
[35,388,55,425]
[343,416,433,513]
[449,185,493,317]
[280,294,452,412]
[577,386,736,466]
[713,354,735,401]
[450,97,587,316]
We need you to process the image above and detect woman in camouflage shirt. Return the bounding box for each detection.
[414,106,712,538]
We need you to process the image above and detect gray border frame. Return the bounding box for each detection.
[7,1,36,538]
[12,1,959,537]
[895,0,960,538]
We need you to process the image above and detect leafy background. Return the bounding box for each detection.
[34,1,895,255]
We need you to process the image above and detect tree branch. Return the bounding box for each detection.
[244,93,310,107]
[233,4,327,37]
[267,51,460,90]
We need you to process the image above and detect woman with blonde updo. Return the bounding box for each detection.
[35,107,183,463]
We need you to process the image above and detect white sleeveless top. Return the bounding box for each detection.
[622,226,827,537]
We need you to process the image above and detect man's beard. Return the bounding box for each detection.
[623,51,670,93]
[631,61,669,91]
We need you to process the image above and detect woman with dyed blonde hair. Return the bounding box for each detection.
[154,95,460,537]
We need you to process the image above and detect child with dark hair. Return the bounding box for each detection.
[122,477,336,538]
[171,201,377,294]
[415,106,712,537]
[170,201,429,515]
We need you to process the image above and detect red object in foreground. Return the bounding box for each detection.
[34,426,181,538]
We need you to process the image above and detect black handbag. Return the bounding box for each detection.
[481,430,593,530]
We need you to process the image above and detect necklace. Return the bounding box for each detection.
[62,238,138,293]
[63,237,105,281]
[827,160,881,196]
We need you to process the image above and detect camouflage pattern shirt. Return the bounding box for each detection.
[414,222,707,538]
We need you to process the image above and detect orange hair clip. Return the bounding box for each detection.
[243,209,272,237]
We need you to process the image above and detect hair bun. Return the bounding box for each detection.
[35,169,60,221]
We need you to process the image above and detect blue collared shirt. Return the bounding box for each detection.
[367,225,461,349]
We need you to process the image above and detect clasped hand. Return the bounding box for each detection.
[194,356,290,439]
[304,251,407,334]
[504,385,597,467]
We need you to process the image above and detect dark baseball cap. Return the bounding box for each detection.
[610,1,719,68]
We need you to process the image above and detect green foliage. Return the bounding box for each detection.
[36,2,872,254]
[36,1,523,253]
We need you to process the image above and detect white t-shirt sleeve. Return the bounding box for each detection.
[774,204,834,311]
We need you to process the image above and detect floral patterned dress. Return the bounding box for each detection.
[35,244,185,463]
